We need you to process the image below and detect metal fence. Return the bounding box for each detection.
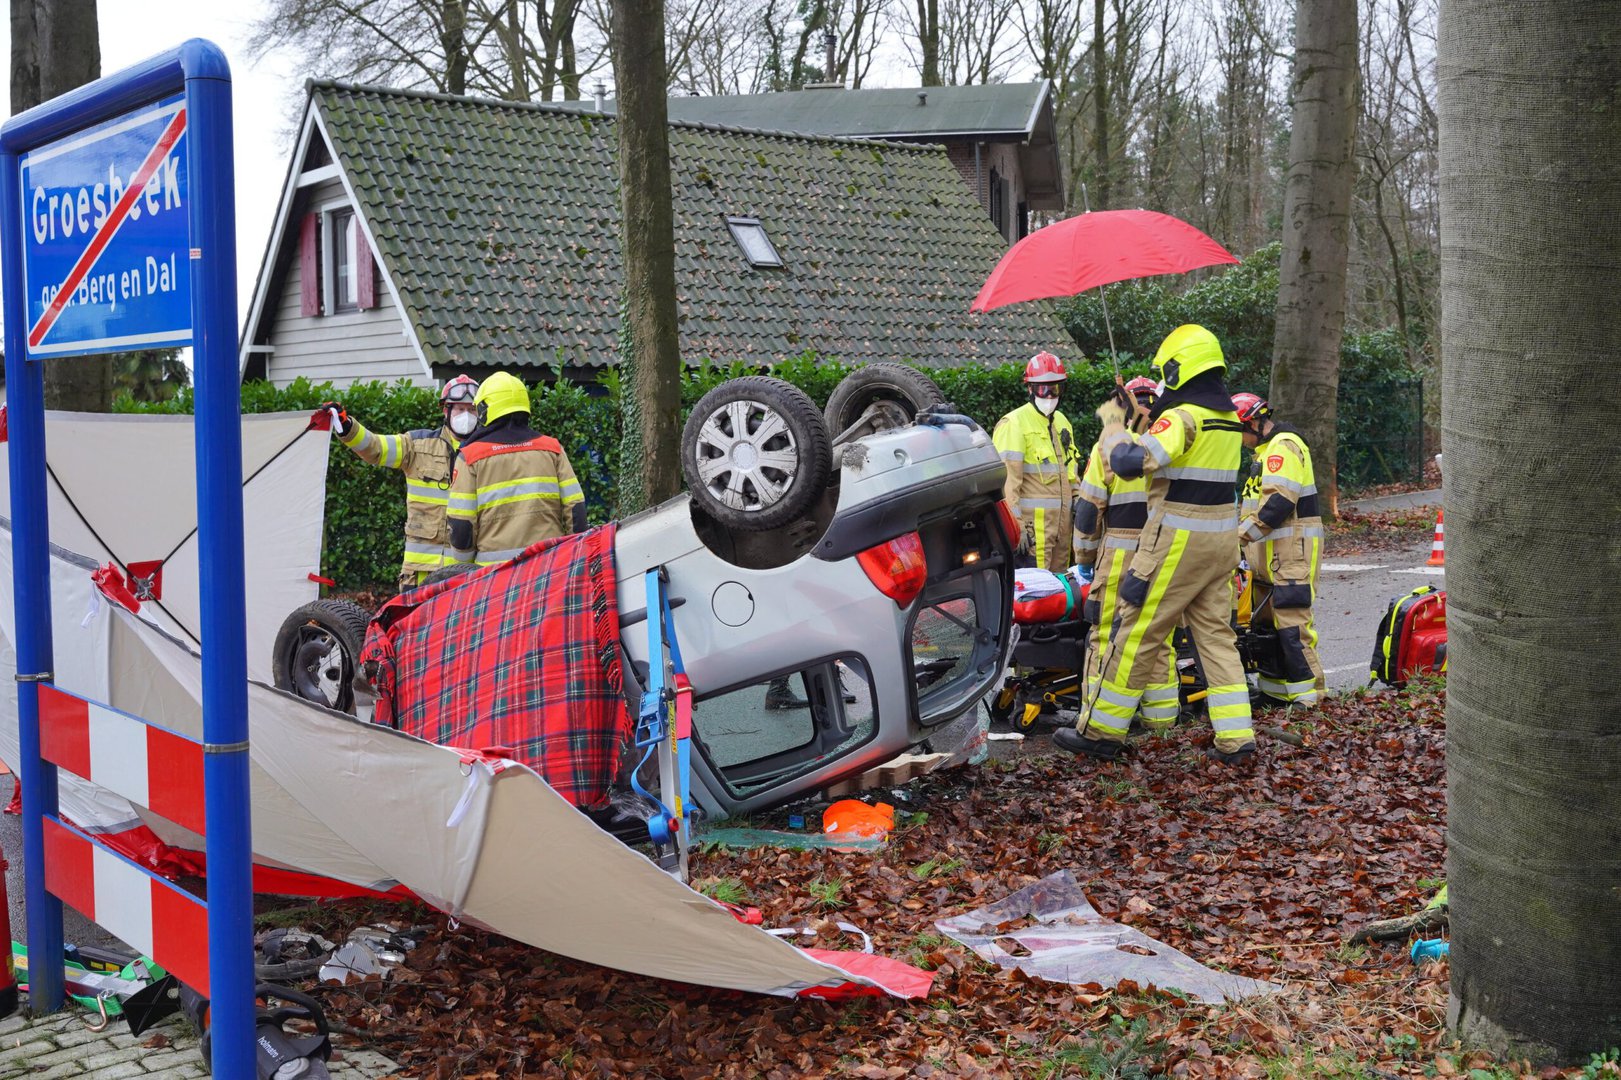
[1337,378,1426,491]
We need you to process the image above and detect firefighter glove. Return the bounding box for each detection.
[1018,522,1035,556]
[318,401,352,436]
[1094,398,1128,429]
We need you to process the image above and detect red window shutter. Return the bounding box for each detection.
[299,213,320,316]
[356,228,377,310]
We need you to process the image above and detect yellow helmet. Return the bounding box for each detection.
[1151,324,1226,390]
[474,371,531,425]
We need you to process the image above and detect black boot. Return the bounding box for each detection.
[838,669,858,704]
[765,676,808,710]
[1053,726,1121,760]
[1206,743,1256,765]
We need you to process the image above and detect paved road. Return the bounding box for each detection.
[1313,537,1442,690]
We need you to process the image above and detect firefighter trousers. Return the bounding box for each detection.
[1077,524,1255,752]
[1252,582,1324,706]
[1084,539,1177,729]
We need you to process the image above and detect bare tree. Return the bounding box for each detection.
[611,0,683,512]
[1269,0,1357,514]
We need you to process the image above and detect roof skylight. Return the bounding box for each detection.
[726,216,783,268]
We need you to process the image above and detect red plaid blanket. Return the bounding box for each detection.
[361,524,629,808]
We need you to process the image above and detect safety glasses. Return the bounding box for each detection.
[443,381,477,404]
[1030,383,1062,399]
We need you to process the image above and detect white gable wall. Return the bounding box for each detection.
[262,176,424,389]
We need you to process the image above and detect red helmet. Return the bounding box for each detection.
[1231,392,1270,424]
[441,375,478,412]
[1123,376,1157,399]
[1023,352,1067,384]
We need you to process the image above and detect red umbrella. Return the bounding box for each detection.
[970,209,1238,313]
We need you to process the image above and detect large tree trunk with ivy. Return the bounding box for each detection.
[611,0,682,514]
[1269,0,1356,515]
[13,0,114,411]
[1440,0,1621,1063]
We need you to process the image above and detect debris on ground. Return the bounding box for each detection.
[936,868,1279,1003]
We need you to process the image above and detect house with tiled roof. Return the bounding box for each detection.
[619,82,1064,243]
[238,82,1076,388]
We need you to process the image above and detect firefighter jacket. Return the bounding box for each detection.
[1073,439,1149,569]
[992,402,1078,573]
[447,427,585,565]
[1239,424,1322,595]
[339,420,464,582]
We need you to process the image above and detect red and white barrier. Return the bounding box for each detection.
[35,684,212,995]
[38,685,205,835]
[43,818,209,995]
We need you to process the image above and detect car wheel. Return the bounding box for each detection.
[271,599,372,714]
[423,563,478,586]
[824,362,946,444]
[681,376,832,531]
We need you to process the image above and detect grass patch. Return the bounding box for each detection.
[808,875,849,909]
[910,856,965,881]
[1036,1016,1165,1080]
[696,877,749,905]
[1037,831,1066,854]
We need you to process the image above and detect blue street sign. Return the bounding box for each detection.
[19,92,191,357]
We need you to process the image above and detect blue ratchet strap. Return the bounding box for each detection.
[630,568,689,847]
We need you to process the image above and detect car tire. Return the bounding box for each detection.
[423,563,478,586]
[271,599,372,714]
[824,362,946,443]
[681,376,832,531]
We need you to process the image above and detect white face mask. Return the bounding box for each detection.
[1153,380,1167,397]
[1033,395,1060,417]
[449,411,478,437]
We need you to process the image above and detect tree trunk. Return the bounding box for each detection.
[441,0,468,95]
[1439,0,1621,1063]
[28,0,113,412]
[611,0,682,514]
[1269,0,1357,516]
[916,0,939,86]
[10,0,38,113]
[1091,0,1108,210]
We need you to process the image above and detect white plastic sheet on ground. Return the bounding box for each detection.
[936,869,1280,1004]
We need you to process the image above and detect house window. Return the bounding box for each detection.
[725,216,784,268]
[328,207,360,313]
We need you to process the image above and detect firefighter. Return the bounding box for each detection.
[1072,376,1179,731]
[447,372,586,565]
[1233,392,1325,707]
[992,352,1079,572]
[320,375,479,591]
[1054,324,1256,764]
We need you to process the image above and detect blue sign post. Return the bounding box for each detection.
[1,40,255,1076]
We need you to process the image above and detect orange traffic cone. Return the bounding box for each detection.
[1426,509,1445,566]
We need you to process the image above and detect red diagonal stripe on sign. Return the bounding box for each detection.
[28,106,188,349]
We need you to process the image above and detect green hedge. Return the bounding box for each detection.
[118,360,1127,589]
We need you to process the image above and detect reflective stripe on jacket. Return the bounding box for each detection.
[339,420,465,577]
[1241,426,1323,585]
[447,434,585,565]
[992,402,1078,572]
[1074,439,1149,566]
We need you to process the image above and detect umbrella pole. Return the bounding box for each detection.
[1078,183,1123,384]
[1097,284,1122,384]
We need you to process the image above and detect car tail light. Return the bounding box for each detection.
[995,500,1020,546]
[857,531,928,607]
